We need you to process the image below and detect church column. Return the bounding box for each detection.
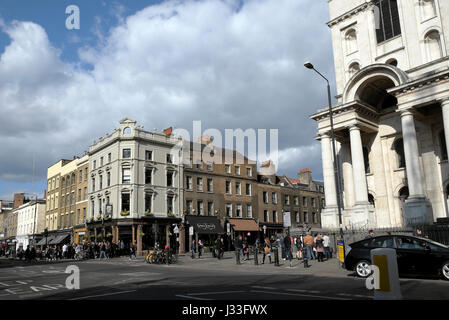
[400,110,425,197]
[349,125,369,204]
[441,99,449,162]
[320,133,337,208]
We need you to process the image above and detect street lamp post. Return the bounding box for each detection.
[304,62,345,260]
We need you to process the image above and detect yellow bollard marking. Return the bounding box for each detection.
[338,245,344,263]
[373,254,390,292]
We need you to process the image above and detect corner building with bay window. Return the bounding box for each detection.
[87,118,183,254]
[312,0,449,228]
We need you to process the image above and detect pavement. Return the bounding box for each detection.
[0,252,448,300]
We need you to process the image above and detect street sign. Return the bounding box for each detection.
[189,226,194,236]
[226,223,230,233]
[283,212,291,228]
[174,226,179,234]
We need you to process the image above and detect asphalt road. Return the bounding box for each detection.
[0,254,448,300]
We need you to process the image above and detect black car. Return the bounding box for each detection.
[344,235,449,280]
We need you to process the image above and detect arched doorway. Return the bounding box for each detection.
[368,193,375,207]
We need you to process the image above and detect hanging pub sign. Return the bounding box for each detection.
[106,204,113,215]
[189,226,194,236]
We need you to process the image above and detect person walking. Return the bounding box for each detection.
[284,233,293,266]
[99,242,107,259]
[198,240,203,259]
[129,243,136,260]
[262,237,272,264]
[280,235,286,260]
[303,232,315,260]
[295,236,303,260]
[315,234,325,262]
[190,240,196,259]
[219,238,225,259]
[323,234,331,260]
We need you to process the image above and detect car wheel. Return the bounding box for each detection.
[441,262,449,281]
[355,260,372,278]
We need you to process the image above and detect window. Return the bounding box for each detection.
[146,150,153,161]
[99,175,103,190]
[91,200,95,217]
[272,192,277,204]
[226,204,232,217]
[284,195,290,205]
[207,202,213,216]
[246,167,252,177]
[348,62,360,77]
[394,138,406,169]
[82,208,86,223]
[375,0,401,43]
[294,196,299,205]
[121,193,130,212]
[122,168,131,184]
[295,211,299,223]
[78,189,81,202]
[123,149,131,158]
[312,212,317,224]
[303,211,309,223]
[83,187,87,200]
[107,172,111,187]
[420,0,436,21]
[167,171,174,187]
[92,178,95,192]
[303,197,307,207]
[425,30,443,62]
[160,195,174,215]
[363,147,370,173]
[196,177,203,191]
[186,200,193,214]
[206,162,212,171]
[197,201,203,215]
[236,204,242,217]
[345,29,357,54]
[396,237,426,250]
[100,157,104,167]
[235,166,240,175]
[145,193,152,212]
[263,191,268,203]
[440,130,448,161]
[247,204,252,218]
[207,179,213,192]
[84,168,88,181]
[264,210,269,222]
[166,153,173,164]
[312,198,316,208]
[236,182,241,195]
[123,127,131,135]
[245,183,251,196]
[225,165,231,174]
[145,168,152,185]
[226,181,231,194]
[186,176,192,190]
[79,170,82,183]
[108,153,111,163]
[93,160,96,170]
[272,211,277,223]
[372,236,396,248]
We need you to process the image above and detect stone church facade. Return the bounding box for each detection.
[311,0,449,229]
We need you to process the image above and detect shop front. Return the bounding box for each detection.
[184,215,225,254]
[73,225,87,244]
[259,222,284,240]
[228,218,260,246]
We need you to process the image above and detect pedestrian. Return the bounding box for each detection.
[62,243,68,259]
[262,237,272,264]
[315,234,325,262]
[365,230,375,239]
[190,240,196,259]
[129,243,136,260]
[284,233,292,266]
[198,240,203,259]
[219,238,225,259]
[30,246,36,261]
[303,232,315,260]
[323,234,331,260]
[295,236,303,260]
[100,242,107,259]
[280,235,286,260]
[25,245,31,262]
[215,238,221,260]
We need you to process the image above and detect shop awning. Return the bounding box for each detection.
[49,233,71,245]
[185,215,225,234]
[229,218,260,232]
[36,236,55,246]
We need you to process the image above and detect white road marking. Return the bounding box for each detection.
[175,294,213,300]
[250,290,350,300]
[69,290,137,300]
[287,289,320,294]
[251,286,276,290]
[189,290,246,296]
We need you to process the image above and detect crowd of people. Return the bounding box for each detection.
[0,240,137,262]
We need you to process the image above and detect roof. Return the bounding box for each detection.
[228,218,260,232]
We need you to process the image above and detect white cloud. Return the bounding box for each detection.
[0,0,333,195]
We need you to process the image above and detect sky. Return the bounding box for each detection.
[0,0,336,200]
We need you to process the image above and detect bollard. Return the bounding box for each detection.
[302,247,309,268]
[273,246,280,266]
[254,246,259,265]
[235,249,241,265]
[369,248,402,300]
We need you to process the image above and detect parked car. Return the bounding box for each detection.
[344,235,449,280]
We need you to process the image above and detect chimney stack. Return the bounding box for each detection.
[13,193,25,209]
[298,168,312,185]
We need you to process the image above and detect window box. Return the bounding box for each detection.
[120,210,130,217]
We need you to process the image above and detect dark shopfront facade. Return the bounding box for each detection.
[183,215,225,254]
[86,216,182,255]
[259,222,284,240]
[228,218,260,246]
